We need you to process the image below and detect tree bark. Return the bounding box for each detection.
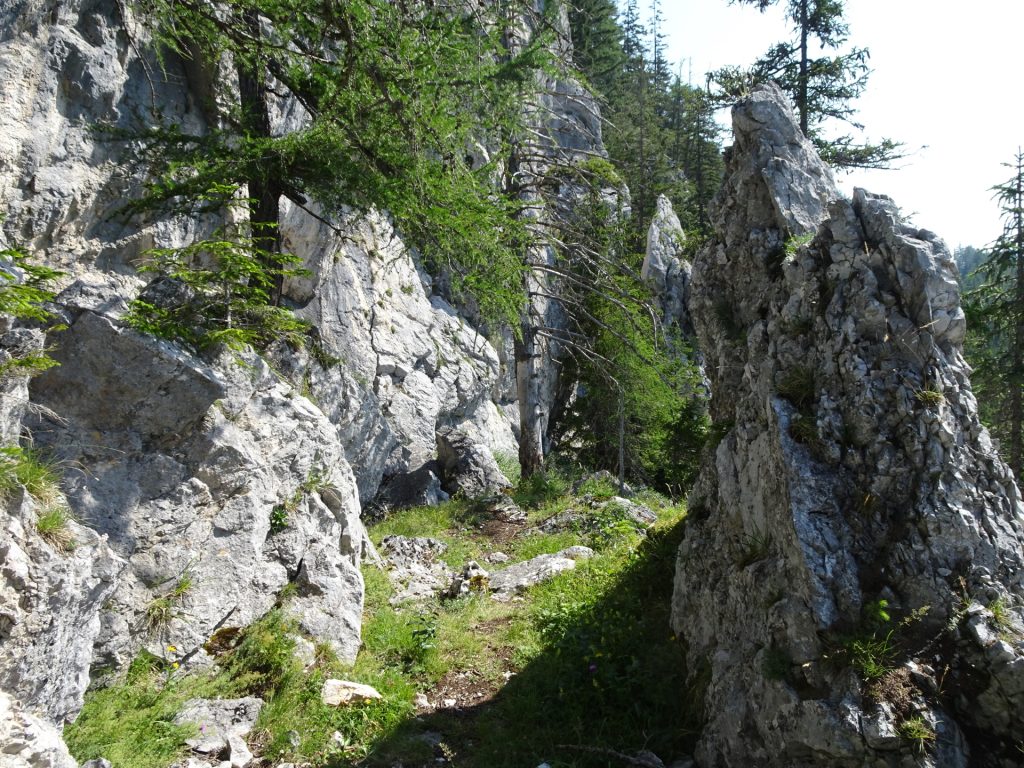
[515,328,546,478]
[798,0,808,134]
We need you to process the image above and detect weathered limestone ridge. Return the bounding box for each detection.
[672,84,1024,767]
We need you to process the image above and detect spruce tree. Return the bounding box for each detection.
[714,0,902,169]
[966,150,1024,478]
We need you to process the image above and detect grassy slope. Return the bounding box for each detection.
[66,471,695,768]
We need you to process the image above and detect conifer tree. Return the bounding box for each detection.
[966,150,1024,478]
[714,0,902,169]
[123,0,545,327]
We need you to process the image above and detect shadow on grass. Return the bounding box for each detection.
[354,515,700,768]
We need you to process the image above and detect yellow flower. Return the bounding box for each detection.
[171,662,180,669]
[166,645,177,653]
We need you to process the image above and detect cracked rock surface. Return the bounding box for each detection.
[672,84,1024,767]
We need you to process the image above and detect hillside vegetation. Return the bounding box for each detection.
[66,470,694,768]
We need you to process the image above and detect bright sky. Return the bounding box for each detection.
[649,0,1024,250]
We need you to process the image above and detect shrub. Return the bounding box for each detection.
[0,247,63,379]
[124,222,310,352]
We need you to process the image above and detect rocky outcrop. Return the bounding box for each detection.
[0,489,122,727]
[672,84,1024,766]
[27,304,367,668]
[0,690,78,768]
[642,194,692,334]
[1,0,520,704]
[276,204,518,504]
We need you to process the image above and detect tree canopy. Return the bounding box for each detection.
[712,0,902,169]
[964,150,1024,478]
[124,0,552,326]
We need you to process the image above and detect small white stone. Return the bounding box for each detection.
[321,679,383,706]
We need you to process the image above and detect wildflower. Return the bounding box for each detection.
[588,662,598,674]
[166,645,177,653]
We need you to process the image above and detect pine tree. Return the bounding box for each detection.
[714,0,902,169]
[568,0,626,103]
[966,150,1024,478]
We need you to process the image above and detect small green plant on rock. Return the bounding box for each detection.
[898,716,935,752]
[736,528,772,568]
[788,415,820,447]
[145,572,194,635]
[714,298,746,342]
[842,630,896,681]
[35,508,76,553]
[776,366,816,409]
[914,388,945,408]
[784,231,816,257]
[0,446,63,506]
[762,645,792,682]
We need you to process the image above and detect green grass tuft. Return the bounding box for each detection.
[776,366,816,410]
[0,446,63,506]
[35,507,76,552]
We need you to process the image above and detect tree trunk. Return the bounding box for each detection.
[515,328,545,478]
[236,8,284,302]
[798,0,809,135]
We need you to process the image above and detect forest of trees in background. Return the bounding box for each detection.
[568,0,724,246]
[961,152,1024,481]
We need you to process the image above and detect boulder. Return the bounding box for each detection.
[436,424,512,499]
[380,535,454,604]
[0,690,78,768]
[174,697,263,756]
[373,462,449,511]
[444,560,490,598]
[27,314,367,668]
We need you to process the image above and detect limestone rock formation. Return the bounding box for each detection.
[0,489,122,727]
[275,204,519,504]
[642,194,692,334]
[0,690,78,768]
[0,0,613,762]
[25,304,368,669]
[672,83,1024,766]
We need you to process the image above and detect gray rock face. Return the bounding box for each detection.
[0,490,122,726]
[642,195,692,334]
[27,309,367,667]
[278,204,519,504]
[672,83,1024,766]
[0,325,45,446]
[0,689,78,768]
[436,424,512,499]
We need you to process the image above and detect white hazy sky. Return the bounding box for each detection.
[647,0,1024,250]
